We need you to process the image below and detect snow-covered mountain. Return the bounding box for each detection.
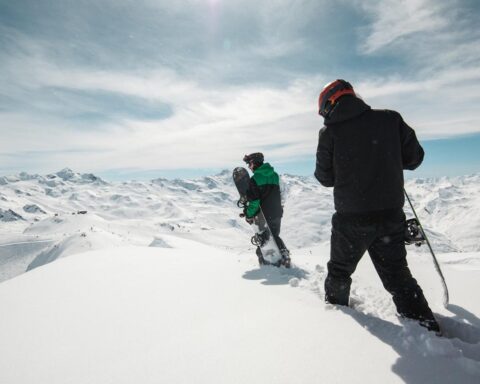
[1,168,480,283]
[1,168,479,271]
[1,169,480,383]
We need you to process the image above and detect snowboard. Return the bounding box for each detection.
[232,167,283,266]
[404,189,449,308]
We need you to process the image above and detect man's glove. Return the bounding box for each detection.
[239,212,254,224]
[245,216,254,225]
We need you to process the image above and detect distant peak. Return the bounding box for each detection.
[52,168,105,184]
[216,169,231,176]
[56,168,76,180]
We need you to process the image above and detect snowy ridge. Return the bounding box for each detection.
[0,169,479,282]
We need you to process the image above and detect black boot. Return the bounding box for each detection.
[256,247,266,266]
[281,249,291,268]
[324,273,350,306]
[419,318,441,334]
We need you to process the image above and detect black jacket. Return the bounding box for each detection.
[315,96,424,214]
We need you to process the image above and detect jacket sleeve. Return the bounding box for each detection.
[245,178,261,218]
[399,115,424,170]
[314,127,335,187]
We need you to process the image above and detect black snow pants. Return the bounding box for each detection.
[268,217,287,253]
[325,209,436,323]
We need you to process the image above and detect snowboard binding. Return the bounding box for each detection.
[251,229,270,247]
[404,218,426,246]
[237,196,248,209]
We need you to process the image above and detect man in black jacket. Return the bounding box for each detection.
[315,79,440,333]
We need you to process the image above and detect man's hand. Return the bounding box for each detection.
[245,216,254,225]
[239,212,254,224]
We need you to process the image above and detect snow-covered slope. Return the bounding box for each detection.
[1,169,480,382]
[404,175,480,252]
[0,168,247,281]
[1,238,479,384]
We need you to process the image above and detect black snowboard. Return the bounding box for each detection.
[232,167,283,265]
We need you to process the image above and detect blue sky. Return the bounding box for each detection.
[0,0,479,180]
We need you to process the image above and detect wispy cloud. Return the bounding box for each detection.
[0,0,479,176]
[0,33,322,172]
[358,0,450,54]
[355,0,480,72]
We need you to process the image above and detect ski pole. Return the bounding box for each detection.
[404,188,449,307]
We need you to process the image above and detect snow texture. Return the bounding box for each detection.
[1,169,480,383]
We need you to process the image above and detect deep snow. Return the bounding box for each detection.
[1,169,480,383]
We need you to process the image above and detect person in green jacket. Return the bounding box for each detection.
[243,152,291,267]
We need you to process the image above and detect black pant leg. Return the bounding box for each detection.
[368,210,436,322]
[267,217,287,252]
[325,213,372,306]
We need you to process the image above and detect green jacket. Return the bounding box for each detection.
[246,163,283,219]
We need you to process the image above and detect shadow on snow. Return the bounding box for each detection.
[339,304,480,383]
[242,264,309,285]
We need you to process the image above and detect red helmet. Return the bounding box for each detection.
[318,79,355,118]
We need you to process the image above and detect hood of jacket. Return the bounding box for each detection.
[324,95,371,125]
[253,162,279,186]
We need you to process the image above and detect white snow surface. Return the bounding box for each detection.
[1,168,480,383]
